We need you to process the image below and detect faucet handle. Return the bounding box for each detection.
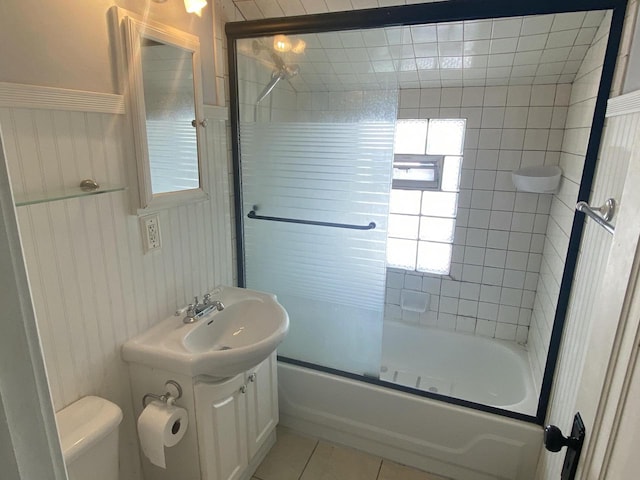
[193,296,199,306]
[203,293,211,304]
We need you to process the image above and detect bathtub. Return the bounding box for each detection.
[381,321,538,414]
[278,326,543,480]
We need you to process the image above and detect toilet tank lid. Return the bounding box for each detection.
[55,396,123,463]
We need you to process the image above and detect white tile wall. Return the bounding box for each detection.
[383,83,569,341]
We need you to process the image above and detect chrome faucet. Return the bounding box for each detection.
[183,294,224,324]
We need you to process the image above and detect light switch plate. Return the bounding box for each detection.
[140,214,161,253]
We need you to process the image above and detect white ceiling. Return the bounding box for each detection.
[234,2,609,91]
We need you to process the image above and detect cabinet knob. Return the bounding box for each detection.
[239,385,247,394]
[248,373,257,383]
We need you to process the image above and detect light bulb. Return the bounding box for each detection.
[184,0,207,16]
[292,39,306,54]
[273,35,292,53]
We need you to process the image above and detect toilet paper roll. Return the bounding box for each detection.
[137,400,188,468]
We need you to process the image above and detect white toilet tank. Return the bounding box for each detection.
[55,396,123,480]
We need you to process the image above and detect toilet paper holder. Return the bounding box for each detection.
[142,380,183,407]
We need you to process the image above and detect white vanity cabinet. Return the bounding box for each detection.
[194,353,278,480]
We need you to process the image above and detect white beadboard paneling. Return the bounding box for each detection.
[0,82,125,114]
[1,105,233,480]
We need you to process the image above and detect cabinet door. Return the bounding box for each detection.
[246,353,279,458]
[195,375,248,480]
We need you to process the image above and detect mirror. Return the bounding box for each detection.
[123,14,208,210]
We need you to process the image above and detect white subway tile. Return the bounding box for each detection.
[439,296,459,314]
[503,269,526,289]
[481,107,506,128]
[441,279,461,297]
[527,107,554,128]
[495,171,516,191]
[456,316,477,333]
[467,209,491,229]
[501,287,523,306]
[387,271,404,288]
[531,233,546,253]
[484,248,507,268]
[504,106,529,128]
[487,230,509,249]
[508,232,532,252]
[480,284,502,303]
[458,299,479,317]
[386,288,401,305]
[465,228,488,247]
[521,150,546,167]
[528,253,543,272]
[464,246,486,265]
[441,87,463,107]
[495,323,517,341]
[498,305,520,324]
[484,86,508,106]
[460,282,481,300]
[462,264,484,283]
[534,214,549,234]
[473,171,497,190]
[483,267,504,286]
[419,310,438,327]
[514,192,539,212]
[422,276,442,294]
[516,326,529,344]
[476,149,500,169]
[478,130,502,149]
[386,304,402,320]
[437,312,457,330]
[478,301,499,321]
[524,129,550,151]
[511,212,535,232]
[506,251,529,270]
[525,272,539,290]
[530,84,556,106]
[497,150,522,171]
[492,191,516,211]
[500,129,525,149]
[519,308,533,326]
[399,89,421,108]
[476,319,497,337]
[461,107,483,128]
[462,86,486,106]
[522,290,536,309]
[471,190,494,209]
[489,211,513,230]
[405,273,423,291]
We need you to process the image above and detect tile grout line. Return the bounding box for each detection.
[297,439,320,480]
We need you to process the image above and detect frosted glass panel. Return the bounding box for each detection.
[419,217,455,242]
[421,191,458,217]
[387,238,417,270]
[241,116,396,376]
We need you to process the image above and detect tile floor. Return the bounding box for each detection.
[253,426,450,480]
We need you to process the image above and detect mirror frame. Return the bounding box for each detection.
[122,12,209,211]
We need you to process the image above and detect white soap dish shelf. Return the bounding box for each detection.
[512,166,562,194]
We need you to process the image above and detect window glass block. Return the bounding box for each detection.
[394,119,428,154]
[441,156,463,192]
[419,217,455,242]
[421,191,458,217]
[389,214,420,239]
[417,241,452,274]
[390,189,422,214]
[387,238,417,270]
[426,119,466,155]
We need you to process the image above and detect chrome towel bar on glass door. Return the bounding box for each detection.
[576,198,616,235]
[247,210,376,230]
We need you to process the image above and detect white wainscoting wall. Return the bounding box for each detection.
[0,91,233,480]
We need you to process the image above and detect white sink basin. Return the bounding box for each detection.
[122,286,289,378]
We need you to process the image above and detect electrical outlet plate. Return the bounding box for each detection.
[140,214,161,253]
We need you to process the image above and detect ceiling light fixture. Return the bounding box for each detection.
[273,35,292,53]
[291,39,306,54]
[184,0,207,16]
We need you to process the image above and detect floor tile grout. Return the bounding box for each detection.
[296,438,320,480]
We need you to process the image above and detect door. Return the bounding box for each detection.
[246,353,278,458]
[195,374,248,480]
[536,105,640,479]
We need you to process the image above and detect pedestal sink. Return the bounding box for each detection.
[122,286,289,378]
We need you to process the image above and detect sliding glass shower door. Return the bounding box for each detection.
[237,36,397,377]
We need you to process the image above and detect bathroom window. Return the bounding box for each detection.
[387,119,465,275]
